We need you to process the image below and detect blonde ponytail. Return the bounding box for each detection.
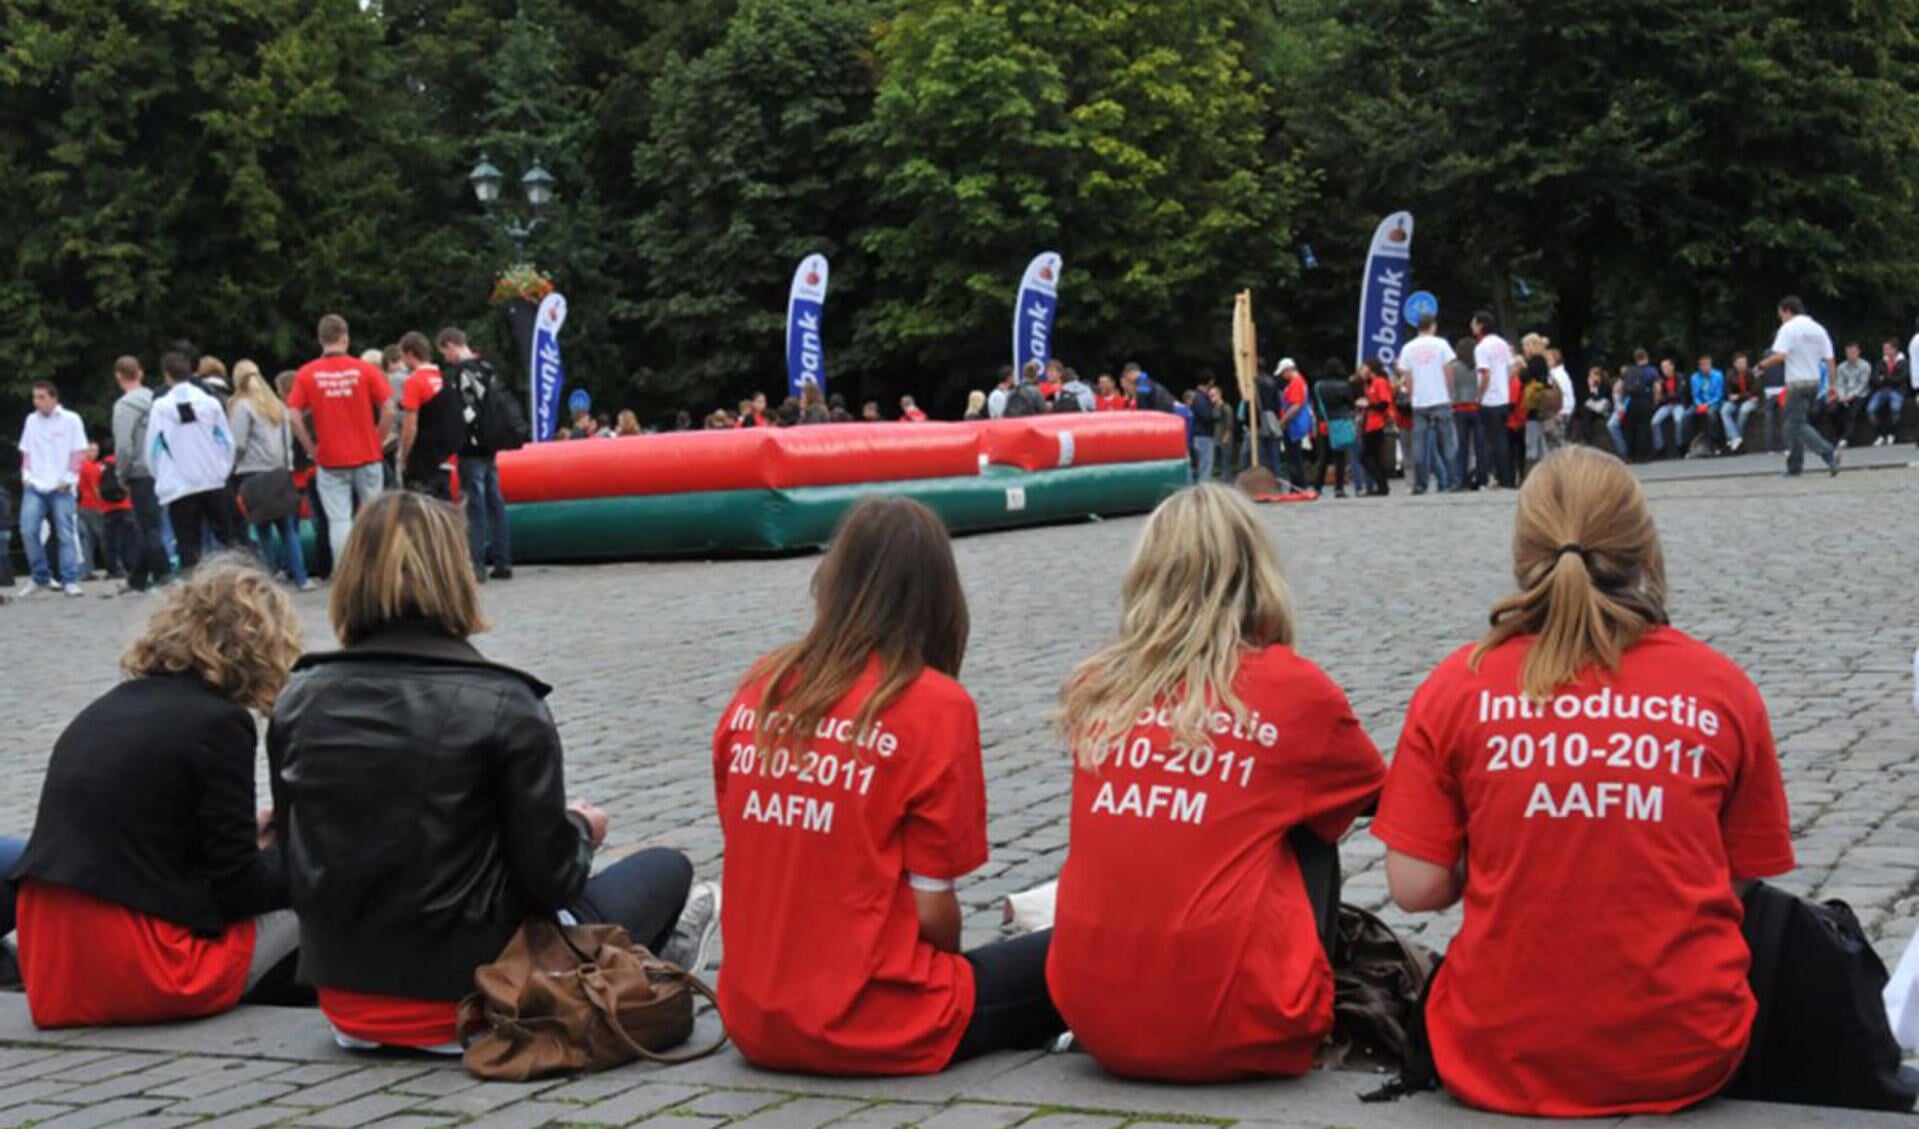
[1472,447,1667,700]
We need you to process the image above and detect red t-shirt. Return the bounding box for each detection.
[400,364,444,412]
[1371,628,1794,1117]
[903,407,927,423]
[1094,394,1129,412]
[78,459,132,513]
[1046,647,1384,1081]
[16,881,256,1028]
[319,989,461,1048]
[288,355,392,468]
[1363,377,1394,433]
[712,661,988,1075]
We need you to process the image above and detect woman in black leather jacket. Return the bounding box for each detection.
[269,491,713,1052]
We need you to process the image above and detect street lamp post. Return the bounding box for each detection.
[468,153,556,264]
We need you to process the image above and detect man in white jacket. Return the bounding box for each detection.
[148,351,235,571]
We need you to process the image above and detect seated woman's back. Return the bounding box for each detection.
[1374,446,1794,1117]
[1047,485,1385,1082]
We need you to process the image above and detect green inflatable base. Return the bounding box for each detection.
[300,460,1187,564]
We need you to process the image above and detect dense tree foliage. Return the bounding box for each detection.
[2,0,1916,427]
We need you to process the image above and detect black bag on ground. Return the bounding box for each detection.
[408,374,469,482]
[1724,882,1918,1111]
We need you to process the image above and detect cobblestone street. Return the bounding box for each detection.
[0,454,1914,1129]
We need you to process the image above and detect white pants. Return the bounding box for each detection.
[317,462,385,565]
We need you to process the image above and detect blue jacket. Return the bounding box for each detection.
[1689,369,1725,410]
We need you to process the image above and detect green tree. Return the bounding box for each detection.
[855,0,1305,407]
[0,0,430,413]
[630,0,880,412]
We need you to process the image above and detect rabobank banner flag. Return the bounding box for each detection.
[531,291,567,443]
[785,253,830,400]
[1012,252,1062,379]
[1355,212,1414,371]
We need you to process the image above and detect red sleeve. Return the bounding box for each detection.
[1721,689,1795,880]
[401,374,428,412]
[286,371,311,411]
[712,700,735,811]
[1298,674,1387,843]
[1371,672,1468,867]
[900,691,989,880]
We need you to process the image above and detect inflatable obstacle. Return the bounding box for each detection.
[306,414,1193,563]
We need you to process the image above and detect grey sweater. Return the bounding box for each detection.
[112,387,155,480]
[229,399,291,475]
[1835,358,1872,400]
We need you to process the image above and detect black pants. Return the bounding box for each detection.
[950,930,1066,1063]
[1828,398,1861,445]
[304,477,331,579]
[1312,438,1349,492]
[569,848,694,954]
[168,488,233,572]
[1479,405,1515,485]
[1360,430,1389,494]
[126,476,171,589]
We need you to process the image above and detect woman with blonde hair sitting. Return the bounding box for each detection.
[9,559,305,1026]
[228,359,311,590]
[1045,484,1387,1081]
[270,491,711,1052]
[1373,446,1793,1116]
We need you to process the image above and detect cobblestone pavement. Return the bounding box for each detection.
[0,456,1914,1129]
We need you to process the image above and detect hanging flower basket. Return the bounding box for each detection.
[491,264,555,306]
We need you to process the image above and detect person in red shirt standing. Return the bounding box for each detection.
[1373,446,1794,1117]
[76,442,132,579]
[395,331,457,499]
[288,313,393,566]
[899,395,928,422]
[712,497,1065,1075]
[11,561,305,1027]
[1045,485,1385,1081]
[1359,358,1395,496]
[1094,373,1128,412]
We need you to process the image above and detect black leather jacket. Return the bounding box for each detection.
[268,620,594,1000]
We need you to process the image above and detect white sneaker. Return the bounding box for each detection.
[1729,436,1743,452]
[62,583,84,598]
[660,881,721,972]
[296,579,319,592]
[1838,438,1850,449]
[15,582,47,599]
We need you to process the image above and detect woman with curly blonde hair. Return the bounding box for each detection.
[1044,484,1386,1082]
[8,557,306,1027]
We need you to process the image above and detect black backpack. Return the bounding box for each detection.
[97,461,127,504]
[1051,386,1083,413]
[459,361,529,454]
[408,371,468,480]
[1726,883,1918,1111]
[1004,383,1045,419]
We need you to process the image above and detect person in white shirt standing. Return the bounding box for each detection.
[149,351,237,570]
[1471,310,1518,488]
[1395,314,1458,494]
[1755,295,1839,477]
[17,381,90,597]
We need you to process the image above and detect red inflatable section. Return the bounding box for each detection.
[974,413,1189,472]
[497,423,983,504]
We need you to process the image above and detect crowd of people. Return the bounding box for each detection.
[0,442,1905,1116]
[4,315,522,601]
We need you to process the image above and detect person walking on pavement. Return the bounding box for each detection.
[16,381,89,598]
[111,356,172,592]
[150,352,237,573]
[1755,296,1840,478]
[289,315,394,565]
[438,326,516,581]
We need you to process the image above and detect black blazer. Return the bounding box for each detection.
[268,620,594,1000]
[11,674,286,935]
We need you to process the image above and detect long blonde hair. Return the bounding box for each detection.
[122,555,305,711]
[330,491,487,645]
[1472,446,1668,700]
[1056,485,1294,768]
[230,359,284,427]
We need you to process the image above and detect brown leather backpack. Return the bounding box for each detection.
[458,917,726,1081]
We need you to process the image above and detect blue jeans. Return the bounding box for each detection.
[20,487,81,587]
[0,835,24,936]
[1651,404,1688,452]
[1453,408,1485,488]
[1192,436,1216,483]
[1721,399,1759,446]
[1867,388,1904,438]
[458,455,512,573]
[1412,407,1456,492]
[252,514,309,587]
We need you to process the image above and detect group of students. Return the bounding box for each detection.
[0,445,1863,1119]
